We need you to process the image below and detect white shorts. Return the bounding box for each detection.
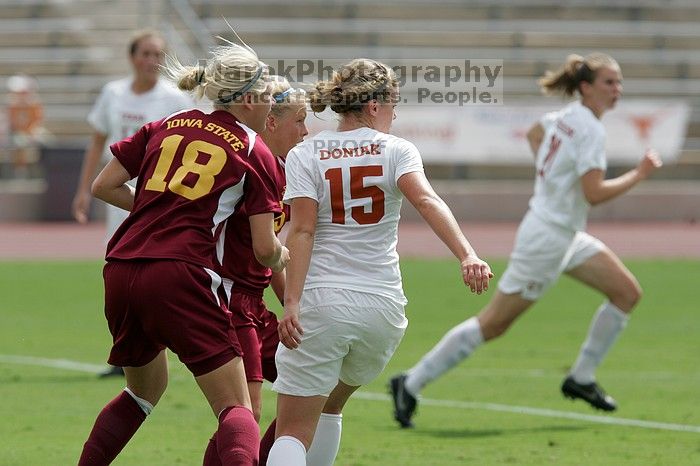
[498,211,605,301]
[273,288,408,397]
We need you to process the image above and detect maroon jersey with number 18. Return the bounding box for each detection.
[106,109,281,270]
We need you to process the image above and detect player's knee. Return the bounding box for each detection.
[275,427,314,451]
[127,379,167,407]
[321,400,344,415]
[611,279,642,312]
[480,318,511,341]
[624,280,643,311]
[124,387,157,415]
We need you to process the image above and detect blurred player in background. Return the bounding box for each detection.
[266,58,492,466]
[210,76,307,465]
[78,41,288,466]
[71,30,192,378]
[71,29,191,233]
[5,74,46,177]
[390,52,663,428]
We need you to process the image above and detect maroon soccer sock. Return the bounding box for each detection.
[78,391,147,465]
[258,418,277,465]
[203,432,223,466]
[216,406,259,465]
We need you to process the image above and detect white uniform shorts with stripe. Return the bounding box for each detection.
[498,211,605,301]
[273,287,408,397]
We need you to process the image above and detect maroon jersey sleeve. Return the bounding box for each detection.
[244,141,283,217]
[219,148,288,294]
[109,119,162,178]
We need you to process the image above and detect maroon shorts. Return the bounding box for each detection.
[228,290,279,383]
[104,260,242,376]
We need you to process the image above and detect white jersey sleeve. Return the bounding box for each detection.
[284,146,320,202]
[539,111,559,131]
[574,126,607,176]
[391,138,424,185]
[527,101,607,232]
[87,83,112,135]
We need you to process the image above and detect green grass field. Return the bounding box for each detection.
[1,259,699,465]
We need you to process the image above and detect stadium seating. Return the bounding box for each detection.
[0,0,698,179]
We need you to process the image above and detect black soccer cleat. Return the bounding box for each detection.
[98,366,125,378]
[389,373,418,428]
[561,376,617,412]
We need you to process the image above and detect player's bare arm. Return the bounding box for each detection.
[270,270,286,305]
[581,149,662,206]
[280,197,317,349]
[250,213,289,272]
[526,123,545,157]
[72,131,108,223]
[398,171,493,294]
[91,157,134,212]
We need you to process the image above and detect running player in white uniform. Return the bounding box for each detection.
[390,53,663,427]
[265,59,492,466]
[72,30,192,238]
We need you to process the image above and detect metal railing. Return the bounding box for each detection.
[165,0,215,57]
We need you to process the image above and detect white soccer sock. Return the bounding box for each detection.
[124,387,153,415]
[404,316,483,396]
[570,301,629,384]
[267,435,307,466]
[306,413,342,466]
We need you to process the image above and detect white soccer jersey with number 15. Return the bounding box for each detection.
[529,101,607,232]
[283,127,424,305]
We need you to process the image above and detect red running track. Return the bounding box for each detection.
[0,221,698,260]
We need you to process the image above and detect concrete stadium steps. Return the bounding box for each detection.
[0,0,162,23]
[0,0,698,154]
[0,0,60,20]
[41,120,91,140]
[202,30,700,55]
[191,0,700,23]
[194,0,700,181]
[204,17,700,45]
[0,0,164,142]
[0,61,124,78]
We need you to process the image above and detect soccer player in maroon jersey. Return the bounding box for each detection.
[213,76,307,465]
[77,42,289,466]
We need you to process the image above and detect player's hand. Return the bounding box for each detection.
[637,149,663,179]
[461,256,493,295]
[72,190,91,224]
[271,246,290,273]
[279,302,303,349]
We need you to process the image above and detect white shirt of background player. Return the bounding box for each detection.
[530,100,607,232]
[71,31,192,239]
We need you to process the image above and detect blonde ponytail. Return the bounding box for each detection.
[163,42,268,106]
[539,52,618,97]
[309,59,397,115]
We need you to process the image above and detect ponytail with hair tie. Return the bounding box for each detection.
[538,52,617,97]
